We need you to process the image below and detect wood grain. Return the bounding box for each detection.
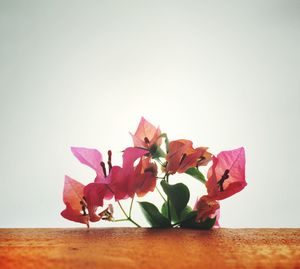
[0,228,299,269]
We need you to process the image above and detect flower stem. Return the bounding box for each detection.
[155,158,165,167]
[128,218,141,228]
[156,186,167,202]
[117,201,128,218]
[117,201,141,228]
[113,218,129,222]
[166,174,171,221]
[159,133,170,153]
[129,196,134,218]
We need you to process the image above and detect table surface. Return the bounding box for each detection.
[0,228,299,269]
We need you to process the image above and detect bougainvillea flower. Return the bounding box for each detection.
[71,147,105,183]
[130,157,158,197]
[83,181,114,222]
[206,147,247,200]
[72,147,115,219]
[130,117,162,149]
[61,175,90,226]
[61,175,114,225]
[110,147,148,200]
[165,139,212,174]
[110,147,157,200]
[194,195,220,223]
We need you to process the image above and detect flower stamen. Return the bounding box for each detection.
[80,196,88,216]
[100,161,107,177]
[197,156,206,166]
[179,153,187,165]
[217,169,230,192]
[108,150,112,172]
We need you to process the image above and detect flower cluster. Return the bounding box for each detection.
[61,117,247,229]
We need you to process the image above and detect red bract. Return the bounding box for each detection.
[133,157,158,197]
[194,195,220,223]
[110,147,157,200]
[61,176,90,226]
[206,147,247,200]
[130,117,162,149]
[83,182,113,222]
[165,139,212,174]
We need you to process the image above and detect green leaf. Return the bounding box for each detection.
[160,181,190,219]
[161,201,179,223]
[180,205,193,220]
[161,203,193,223]
[138,202,171,228]
[180,211,216,230]
[185,167,206,184]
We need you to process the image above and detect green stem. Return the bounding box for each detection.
[113,218,129,222]
[129,196,134,218]
[155,147,166,158]
[113,218,141,227]
[117,201,129,218]
[156,186,167,202]
[166,174,171,221]
[128,218,141,228]
[155,158,165,166]
[107,186,141,227]
[117,201,141,228]
[159,133,170,153]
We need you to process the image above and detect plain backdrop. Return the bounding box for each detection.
[0,0,299,228]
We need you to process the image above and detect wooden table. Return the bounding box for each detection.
[0,228,299,269]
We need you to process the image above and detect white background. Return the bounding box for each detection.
[0,0,299,228]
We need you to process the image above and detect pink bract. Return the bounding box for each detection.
[71,147,105,183]
[110,147,157,200]
[61,175,90,225]
[71,147,115,217]
[206,147,247,200]
[61,118,248,229]
[130,117,162,149]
